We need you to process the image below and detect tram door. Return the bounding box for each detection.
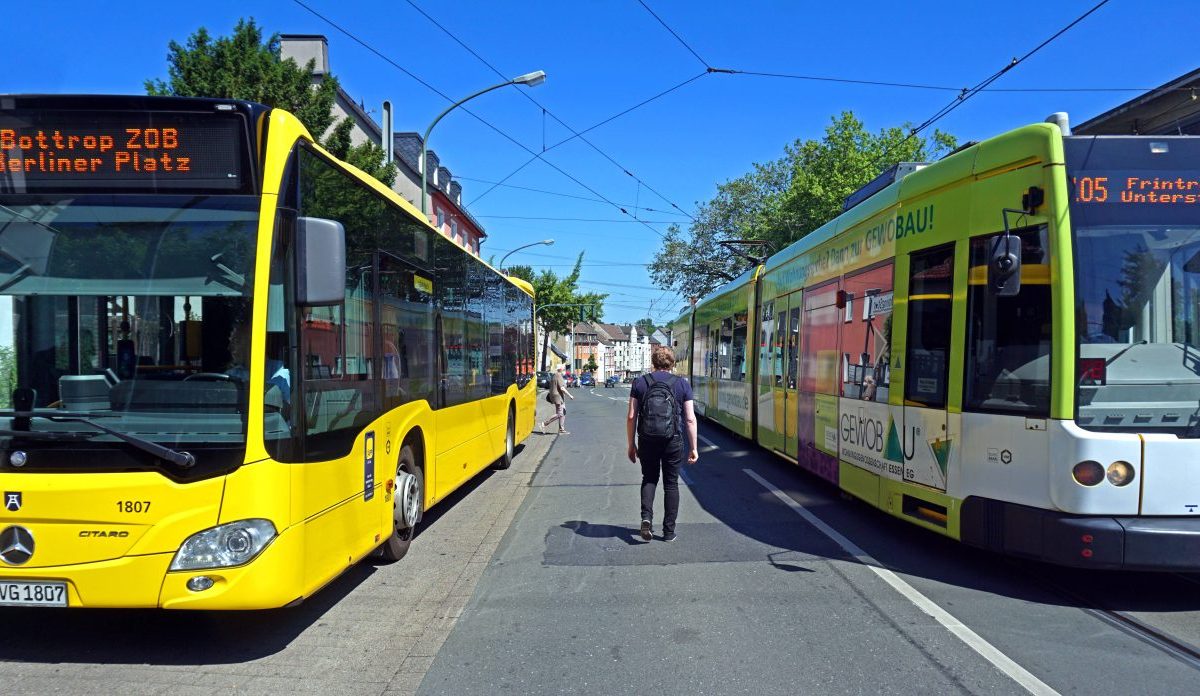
[781,294,802,457]
[901,245,954,491]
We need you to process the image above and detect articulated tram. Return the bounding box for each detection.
[673,116,1200,570]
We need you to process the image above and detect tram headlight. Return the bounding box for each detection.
[1107,460,1136,487]
[169,519,277,571]
[1072,460,1105,487]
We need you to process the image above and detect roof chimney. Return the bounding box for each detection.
[279,35,330,76]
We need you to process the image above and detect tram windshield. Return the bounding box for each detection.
[0,194,259,467]
[1066,136,1200,436]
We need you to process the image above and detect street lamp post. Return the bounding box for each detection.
[499,239,554,271]
[420,70,547,218]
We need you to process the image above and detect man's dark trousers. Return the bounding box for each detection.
[639,435,684,535]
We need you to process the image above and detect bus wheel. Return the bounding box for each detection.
[380,444,422,562]
[495,409,515,470]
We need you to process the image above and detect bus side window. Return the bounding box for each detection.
[904,245,954,409]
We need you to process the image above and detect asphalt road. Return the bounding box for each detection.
[421,385,1200,695]
[4,386,1200,695]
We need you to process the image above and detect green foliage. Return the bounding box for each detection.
[324,118,397,188]
[511,254,606,370]
[585,355,598,373]
[651,111,956,298]
[635,317,656,337]
[0,346,15,408]
[146,18,394,186]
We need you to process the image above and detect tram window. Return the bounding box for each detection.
[695,325,709,380]
[732,313,748,382]
[802,287,840,395]
[904,245,954,409]
[719,318,733,379]
[842,264,894,402]
[965,228,1051,415]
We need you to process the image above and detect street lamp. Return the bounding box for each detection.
[499,239,555,271]
[420,70,547,217]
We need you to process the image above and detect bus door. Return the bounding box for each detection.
[901,245,954,492]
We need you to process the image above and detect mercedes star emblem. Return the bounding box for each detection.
[0,526,34,565]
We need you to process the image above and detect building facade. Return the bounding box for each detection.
[279,35,486,255]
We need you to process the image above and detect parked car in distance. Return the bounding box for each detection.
[580,373,595,387]
[604,375,619,388]
[537,371,552,389]
[564,373,579,388]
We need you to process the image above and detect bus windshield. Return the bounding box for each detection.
[0,194,259,470]
[1067,136,1200,436]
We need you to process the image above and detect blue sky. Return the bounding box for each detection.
[8,0,1197,324]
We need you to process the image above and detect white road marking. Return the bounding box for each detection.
[744,469,1059,696]
[698,434,717,448]
[588,388,624,402]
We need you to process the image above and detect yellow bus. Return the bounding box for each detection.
[0,94,536,608]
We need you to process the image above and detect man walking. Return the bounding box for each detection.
[541,363,575,434]
[626,347,698,542]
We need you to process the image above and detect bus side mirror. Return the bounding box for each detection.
[296,216,345,306]
[989,232,1021,297]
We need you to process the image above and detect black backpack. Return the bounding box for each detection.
[637,374,679,442]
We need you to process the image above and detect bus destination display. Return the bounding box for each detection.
[0,110,246,192]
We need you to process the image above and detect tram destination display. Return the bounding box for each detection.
[0,109,247,192]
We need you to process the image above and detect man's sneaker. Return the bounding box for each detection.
[663,531,678,542]
[558,430,570,435]
[639,520,653,541]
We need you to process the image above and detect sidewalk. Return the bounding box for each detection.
[380,397,560,694]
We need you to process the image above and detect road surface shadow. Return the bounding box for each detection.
[690,421,1200,615]
[0,440,534,665]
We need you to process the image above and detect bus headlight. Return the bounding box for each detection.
[169,519,277,571]
[1107,460,1136,487]
[1072,460,1105,486]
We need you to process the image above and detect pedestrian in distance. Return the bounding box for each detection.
[541,363,575,435]
[626,346,698,542]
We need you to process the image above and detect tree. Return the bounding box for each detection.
[509,255,607,371]
[651,112,956,298]
[635,318,657,337]
[146,18,394,187]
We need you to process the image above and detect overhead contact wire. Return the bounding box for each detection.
[404,0,699,221]
[293,0,672,241]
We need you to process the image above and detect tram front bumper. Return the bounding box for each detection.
[960,497,1200,571]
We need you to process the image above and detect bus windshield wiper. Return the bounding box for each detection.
[0,411,195,467]
[0,429,98,442]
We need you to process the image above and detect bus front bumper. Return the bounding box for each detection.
[0,526,303,609]
[960,497,1200,571]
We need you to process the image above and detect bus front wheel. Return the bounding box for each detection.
[380,444,422,562]
[495,409,515,470]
